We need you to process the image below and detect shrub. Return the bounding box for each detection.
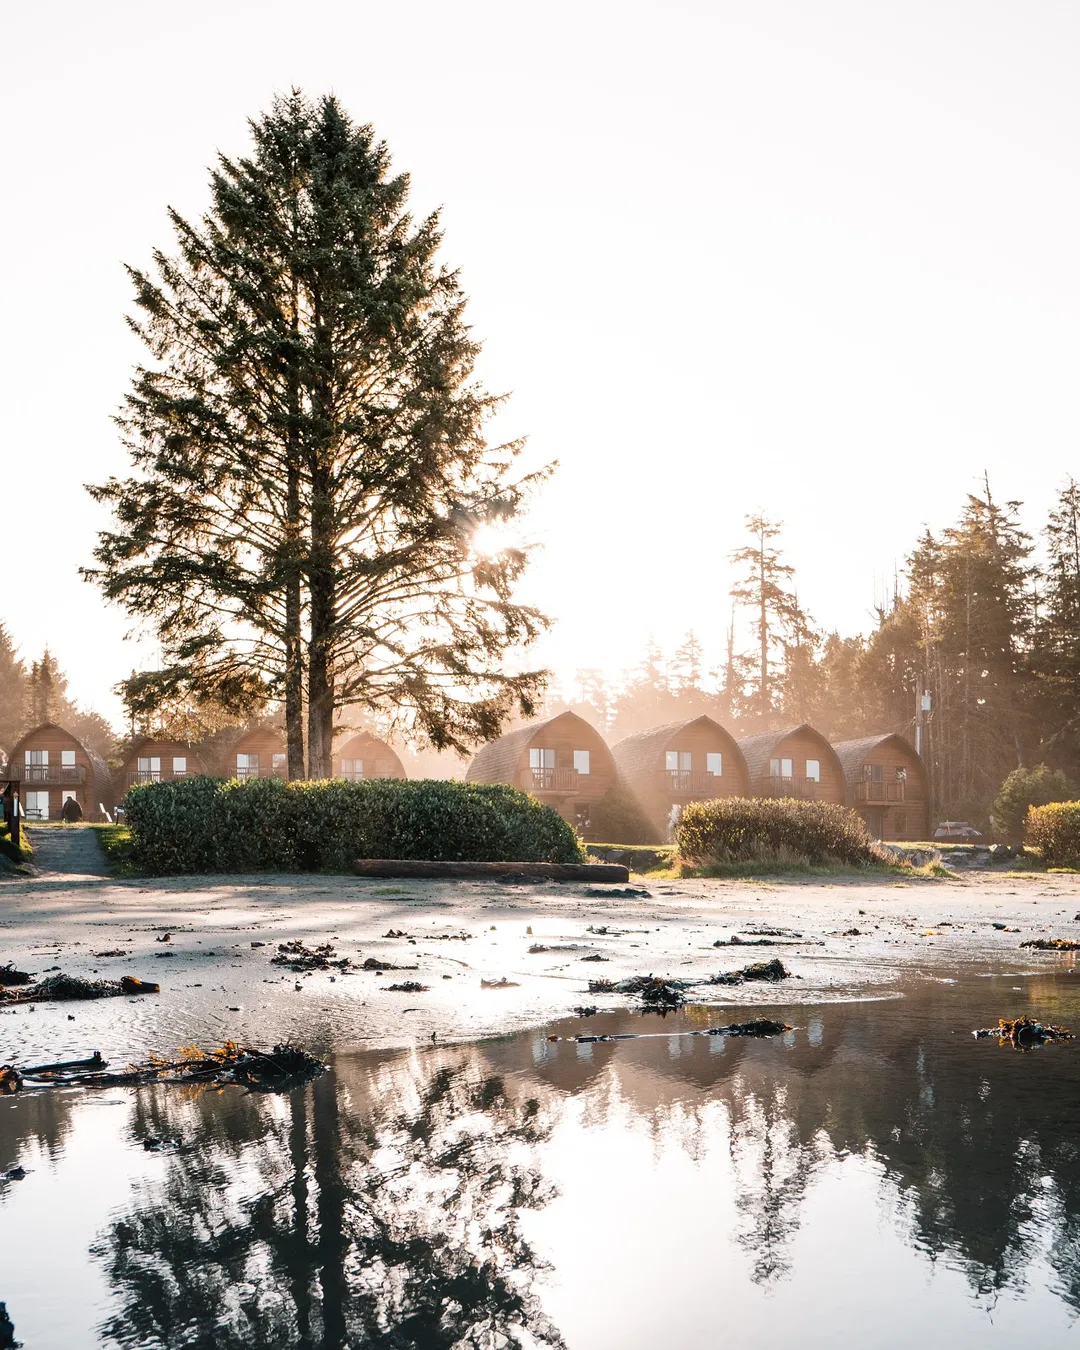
[590,782,658,845]
[674,796,884,868]
[992,764,1075,843]
[1026,801,1080,866]
[123,775,584,875]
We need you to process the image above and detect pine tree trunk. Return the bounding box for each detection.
[306,448,335,780]
[284,365,305,779]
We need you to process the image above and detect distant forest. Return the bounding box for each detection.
[6,476,1080,823]
[543,477,1080,824]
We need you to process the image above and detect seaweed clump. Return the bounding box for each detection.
[1020,938,1080,952]
[973,1015,1075,1047]
[272,941,352,972]
[709,959,790,986]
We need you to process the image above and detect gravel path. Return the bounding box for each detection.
[25,825,110,878]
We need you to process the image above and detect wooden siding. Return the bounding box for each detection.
[739,727,847,805]
[466,711,616,838]
[612,717,749,836]
[119,739,205,790]
[227,729,288,778]
[834,735,930,840]
[332,733,406,781]
[4,723,109,821]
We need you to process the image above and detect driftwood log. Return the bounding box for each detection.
[352,859,631,883]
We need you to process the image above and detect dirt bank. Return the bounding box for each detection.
[2,866,1079,1065]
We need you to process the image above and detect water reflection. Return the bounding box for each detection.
[94,1060,564,1348]
[2,973,1079,1346]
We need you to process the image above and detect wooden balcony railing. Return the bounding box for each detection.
[18,764,86,785]
[756,775,821,799]
[660,770,724,796]
[126,770,191,787]
[236,764,287,780]
[521,768,579,793]
[854,780,906,804]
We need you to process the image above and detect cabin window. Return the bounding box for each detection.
[137,757,161,780]
[894,813,907,838]
[237,753,259,778]
[25,750,47,766]
[172,757,187,776]
[806,760,821,783]
[666,751,691,772]
[530,748,555,770]
[573,750,590,775]
[341,758,364,779]
[272,754,287,773]
[61,750,76,767]
[706,752,723,777]
[769,758,792,778]
[25,790,49,820]
[573,803,591,832]
[895,766,908,783]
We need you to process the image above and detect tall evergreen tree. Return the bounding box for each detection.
[86,92,549,777]
[1031,478,1080,764]
[729,515,810,725]
[0,624,28,752]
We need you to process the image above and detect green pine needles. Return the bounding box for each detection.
[84,91,550,777]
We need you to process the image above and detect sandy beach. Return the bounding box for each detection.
[3,860,1080,1068]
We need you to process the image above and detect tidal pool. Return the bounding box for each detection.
[2,970,1079,1348]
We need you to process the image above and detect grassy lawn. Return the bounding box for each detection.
[86,823,140,876]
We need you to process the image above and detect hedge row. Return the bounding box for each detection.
[1026,801,1080,866]
[123,776,584,875]
[674,796,884,868]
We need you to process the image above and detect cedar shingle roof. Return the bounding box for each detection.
[465,711,605,786]
[611,716,748,785]
[736,724,843,783]
[832,734,925,788]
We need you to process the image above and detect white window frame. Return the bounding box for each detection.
[770,758,793,778]
[61,749,76,767]
[805,759,821,783]
[573,750,590,775]
[529,748,555,770]
[706,752,723,777]
[172,757,187,775]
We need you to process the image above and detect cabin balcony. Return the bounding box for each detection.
[521,768,580,794]
[854,780,906,805]
[236,765,288,780]
[755,775,821,799]
[659,769,724,797]
[16,764,86,785]
[126,769,190,787]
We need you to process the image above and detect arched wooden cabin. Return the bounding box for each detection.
[465,711,616,838]
[224,728,288,780]
[611,716,750,837]
[332,732,406,781]
[736,725,846,804]
[118,737,206,793]
[3,723,112,821]
[833,734,930,840]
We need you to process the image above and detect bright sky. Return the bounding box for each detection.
[4,0,1080,724]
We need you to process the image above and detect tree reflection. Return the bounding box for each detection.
[94,1054,565,1349]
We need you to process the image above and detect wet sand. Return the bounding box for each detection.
[1,865,1079,1065]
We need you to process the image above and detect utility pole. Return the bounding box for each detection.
[915,688,931,757]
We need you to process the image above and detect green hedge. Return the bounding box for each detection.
[123,776,584,875]
[993,765,1074,843]
[674,796,883,868]
[1026,801,1080,866]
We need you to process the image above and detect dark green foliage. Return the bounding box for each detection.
[589,781,657,845]
[675,796,882,868]
[123,776,583,875]
[992,765,1074,843]
[85,91,548,779]
[1025,802,1080,866]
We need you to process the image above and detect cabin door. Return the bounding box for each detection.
[25,791,49,820]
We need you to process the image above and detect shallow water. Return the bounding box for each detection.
[2,969,1080,1348]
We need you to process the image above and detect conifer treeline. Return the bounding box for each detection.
[550,479,1080,824]
[0,632,113,760]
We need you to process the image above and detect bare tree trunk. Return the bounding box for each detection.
[313,1070,348,1349]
